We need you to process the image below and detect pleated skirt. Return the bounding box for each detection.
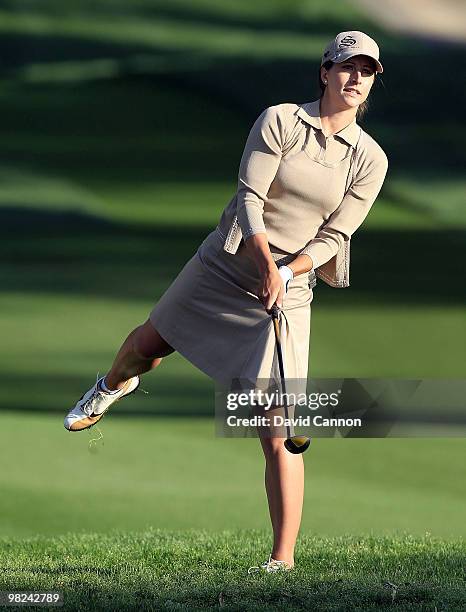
[149,228,314,387]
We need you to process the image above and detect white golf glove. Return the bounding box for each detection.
[278,265,294,294]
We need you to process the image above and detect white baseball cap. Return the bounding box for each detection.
[321,31,383,74]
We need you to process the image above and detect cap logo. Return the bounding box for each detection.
[338,35,357,48]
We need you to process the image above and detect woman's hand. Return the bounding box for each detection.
[242,233,289,310]
[258,266,285,311]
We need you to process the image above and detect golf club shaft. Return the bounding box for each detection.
[271,306,293,440]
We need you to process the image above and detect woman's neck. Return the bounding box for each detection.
[319,93,358,137]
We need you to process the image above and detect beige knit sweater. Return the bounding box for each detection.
[216,99,388,269]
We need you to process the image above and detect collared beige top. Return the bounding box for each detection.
[149,99,389,384]
[217,99,388,270]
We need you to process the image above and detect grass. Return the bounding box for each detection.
[1,1,465,226]
[0,0,370,62]
[0,530,464,611]
[1,412,465,539]
[1,293,465,417]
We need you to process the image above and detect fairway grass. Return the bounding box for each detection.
[0,530,464,611]
[2,294,465,414]
[1,413,465,540]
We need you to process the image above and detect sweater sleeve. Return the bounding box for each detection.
[300,149,388,268]
[236,105,287,240]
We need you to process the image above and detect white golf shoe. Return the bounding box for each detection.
[64,375,140,431]
[248,555,294,574]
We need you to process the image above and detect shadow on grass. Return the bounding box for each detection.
[13,573,466,611]
[3,206,463,417]
[0,0,378,49]
[1,207,464,306]
[0,13,464,178]
[49,0,377,38]
[0,371,213,416]
[0,32,165,72]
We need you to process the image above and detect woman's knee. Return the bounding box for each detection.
[260,436,288,460]
[133,319,175,359]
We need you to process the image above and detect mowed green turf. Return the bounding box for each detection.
[1,293,465,416]
[0,530,464,611]
[0,0,465,229]
[0,412,465,539]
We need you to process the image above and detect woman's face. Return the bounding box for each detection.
[322,55,376,108]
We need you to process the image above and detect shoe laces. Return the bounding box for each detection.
[248,555,292,574]
[82,374,107,416]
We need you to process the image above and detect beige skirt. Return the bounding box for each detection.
[149,228,314,386]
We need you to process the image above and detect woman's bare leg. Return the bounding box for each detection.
[258,435,305,568]
[104,319,175,390]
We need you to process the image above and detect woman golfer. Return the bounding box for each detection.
[65,31,388,573]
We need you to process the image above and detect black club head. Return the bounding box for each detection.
[284,436,311,454]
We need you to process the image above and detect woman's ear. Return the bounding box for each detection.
[320,67,327,84]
